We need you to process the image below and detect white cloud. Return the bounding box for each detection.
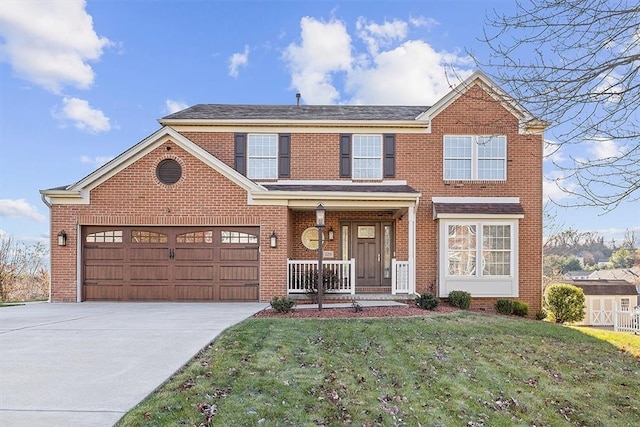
[283,17,353,104]
[346,40,472,105]
[53,97,111,133]
[543,171,576,202]
[0,0,111,93]
[283,16,473,105]
[543,139,566,164]
[229,45,250,78]
[0,199,46,222]
[409,15,439,30]
[587,138,624,160]
[80,155,114,166]
[356,17,408,55]
[165,99,189,114]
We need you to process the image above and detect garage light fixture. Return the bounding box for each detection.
[328,227,334,241]
[57,230,67,247]
[270,231,277,248]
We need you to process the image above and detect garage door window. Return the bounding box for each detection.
[177,231,214,243]
[131,230,168,243]
[221,231,258,244]
[86,230,123,243]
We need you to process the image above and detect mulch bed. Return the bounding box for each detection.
[254,303,463,319]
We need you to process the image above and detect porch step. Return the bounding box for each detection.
[289,293,416,303]
[355,286,392,294]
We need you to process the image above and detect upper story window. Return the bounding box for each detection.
[444,135,506,181]
[352,135,382,179]
[247,134,277,179]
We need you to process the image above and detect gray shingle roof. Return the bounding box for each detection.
[433,202,525,215]
[263,184,419,193]
[161,104,429,121]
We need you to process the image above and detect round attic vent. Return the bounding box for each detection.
[156,159,182,185]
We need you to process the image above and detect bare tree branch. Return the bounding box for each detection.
[474,0,640,209]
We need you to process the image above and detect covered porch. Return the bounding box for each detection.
[254,181,421,299]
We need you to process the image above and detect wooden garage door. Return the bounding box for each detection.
[82,226,259,301]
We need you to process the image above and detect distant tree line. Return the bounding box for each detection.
[543,227,639,277]
[0,235,49,302]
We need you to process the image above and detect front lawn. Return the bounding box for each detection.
[117,311,640,426]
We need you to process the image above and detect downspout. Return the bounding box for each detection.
[41,193,51,208]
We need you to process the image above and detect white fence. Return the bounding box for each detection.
[287,258,411,295]
[612,302,640,334]
[287,259,355,294]
[392,260,410,294]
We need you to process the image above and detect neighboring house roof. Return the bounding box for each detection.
[161,105,428,122]
[565,270,595,279]
[558,279,639,296]
[589,266,640,283]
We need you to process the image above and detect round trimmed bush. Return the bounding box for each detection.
[544,283,585,324]
[270,296,295,313]
[415,292,440,310]
[448,290,471,309]
[512,301,529,317]
[495,299,514,315]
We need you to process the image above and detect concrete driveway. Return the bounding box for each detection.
[0,302,266,426]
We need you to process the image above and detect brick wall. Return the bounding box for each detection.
[50,83,543,311]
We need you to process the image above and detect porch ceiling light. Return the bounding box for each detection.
[315,203,325,228]
[57,230,67,247]
[270,231,277,248]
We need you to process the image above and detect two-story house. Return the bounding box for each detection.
[41,71,546,312]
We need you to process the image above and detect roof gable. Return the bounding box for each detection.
[417,70,546,134]
[41,127,263,203]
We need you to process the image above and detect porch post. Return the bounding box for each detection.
[408,205,416,294]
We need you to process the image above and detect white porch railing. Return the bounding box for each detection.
[613,302,640,334]
[392,259,410,294]
[287,259,356,294]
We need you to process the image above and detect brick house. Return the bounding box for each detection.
[41,71,546,311]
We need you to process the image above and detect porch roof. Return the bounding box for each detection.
[433,202,524,216]
[263,184,419,193]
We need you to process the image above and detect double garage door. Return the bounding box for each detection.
[82,226,260,301]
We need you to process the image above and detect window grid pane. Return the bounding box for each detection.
[447,224,477,276]
[353,135,382,179]
[482,225,511,276]
[444,135,506,181]
[248,134,277,179]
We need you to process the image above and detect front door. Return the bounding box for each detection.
[344,221,393,287]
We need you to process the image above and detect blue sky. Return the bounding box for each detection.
[1,0,638,247]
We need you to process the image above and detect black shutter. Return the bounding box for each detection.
[339,134,351,177]
[234,133,246,175]
[278,133,291,178]
[383,134,395,178]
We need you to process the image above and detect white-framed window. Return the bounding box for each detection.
[353,135,382,179]
[247,134,277,179]
[438,218,519,298]
[444,135,506,181]
[621,298,630,311]
[447,222,512,277]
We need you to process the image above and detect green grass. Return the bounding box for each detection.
[117,312,640,427]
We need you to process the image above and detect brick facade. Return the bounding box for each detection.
[45,73,543,313]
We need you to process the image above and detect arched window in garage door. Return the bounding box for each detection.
[176,231,214,244]
[221,231,258,244]
[86,230,123,243]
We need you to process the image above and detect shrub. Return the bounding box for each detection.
[544,283,585,324]
[512,301,529,317]
[495,299,514,315]
[415,292,440,310]
[535,309,547,321]
[448,290,471,309]
[270,296,295,313]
